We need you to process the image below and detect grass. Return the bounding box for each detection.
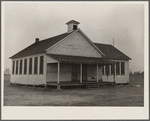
[4,74,144,106]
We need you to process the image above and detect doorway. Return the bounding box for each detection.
[71,64,87,82]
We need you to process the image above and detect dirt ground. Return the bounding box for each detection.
[4,74,144,106]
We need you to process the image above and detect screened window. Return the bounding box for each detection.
[111,64,114,75]
[116,62,120,75]
[16,60,18,74]
[29,58,32,74]
[24,59,27,74]
[19,60,22,74]
[106,65,110,75]
[121,62,125,75]
[34,57,38,74]
[12,61,15,74]
[39,56,44,74]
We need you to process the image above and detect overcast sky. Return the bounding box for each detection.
[3,2,146,72]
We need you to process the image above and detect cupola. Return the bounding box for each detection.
[66,20,80,33]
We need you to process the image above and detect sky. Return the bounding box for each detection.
[2,2,146,72]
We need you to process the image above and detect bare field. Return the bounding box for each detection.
[4,74,144,106]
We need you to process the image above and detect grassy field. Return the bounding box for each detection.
[4,74,144,106]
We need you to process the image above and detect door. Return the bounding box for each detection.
[71,64,80,82]
[82,64,87,82]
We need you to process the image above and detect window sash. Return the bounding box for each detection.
[34,57,38,74]
[29,58,32,74]
[19,60,22,74]
[116,62,120,75]
[39,56,44,74]
[121,62,125,75]
[12,61,15,74]
[24,59,27,74]
[16,60,18,74]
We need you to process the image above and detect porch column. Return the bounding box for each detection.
[57,62,60,84]
[97,64,99,83]
[80,63,82,83]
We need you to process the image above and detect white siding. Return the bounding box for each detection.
[46,63,72,82]
[10,53,47,85]
[47,32,102,58]
[102,60,129,83]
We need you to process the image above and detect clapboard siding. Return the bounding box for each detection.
[102,60,129,83]
[47,32,102,57]
[46,63,72,82]
[10,53,47,85]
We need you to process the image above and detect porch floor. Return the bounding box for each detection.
[46,81,115,87]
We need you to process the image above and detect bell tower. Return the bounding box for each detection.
[66,20,80,33]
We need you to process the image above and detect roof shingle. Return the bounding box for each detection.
[10,32,73,59]
[94,43,131,60]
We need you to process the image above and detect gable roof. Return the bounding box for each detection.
[66,20,80,25]
[10,32,74,59]
[94,43,131,60]
[10,30,131,60]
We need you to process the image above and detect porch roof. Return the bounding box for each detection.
[48,54,115,64]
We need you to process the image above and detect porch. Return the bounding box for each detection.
[46,54,116,89]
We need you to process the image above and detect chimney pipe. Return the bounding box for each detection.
[35,38,39,43]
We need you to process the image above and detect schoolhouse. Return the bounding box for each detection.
[10,20,131,88]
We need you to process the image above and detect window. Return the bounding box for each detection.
[121,62,125,75]
[16,60,18,74]
[106,65,110,75]
[116,62,120,75]
[24,59,27,74]
[19,60,22,74]
[29,58,32,74]
[34,57,38,74]
[111,64,114,75]
[73,25,77,30]
[39,56,44,74]
[12,61,15,74]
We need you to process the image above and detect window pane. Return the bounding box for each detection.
[29,58,32,74]
[12,61,15,74]
[34,57,38,74]
[24,59,27,74]
[116,62,120,75]
[16,60,18,74]
[121,62,125,75]
[40,56,44,74]
[19,60,22,74]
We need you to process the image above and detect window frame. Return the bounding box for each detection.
[34,57,38,74]
[121,62,125,75]
[16,60,18,75]
[12,61,15,74]
[29,58,32,75]
[24,59,27,75]
[19,60,22,75]
[39,56,44,74]
[116,62,120,75]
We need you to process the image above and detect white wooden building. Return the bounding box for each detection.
[10,20,131,87]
